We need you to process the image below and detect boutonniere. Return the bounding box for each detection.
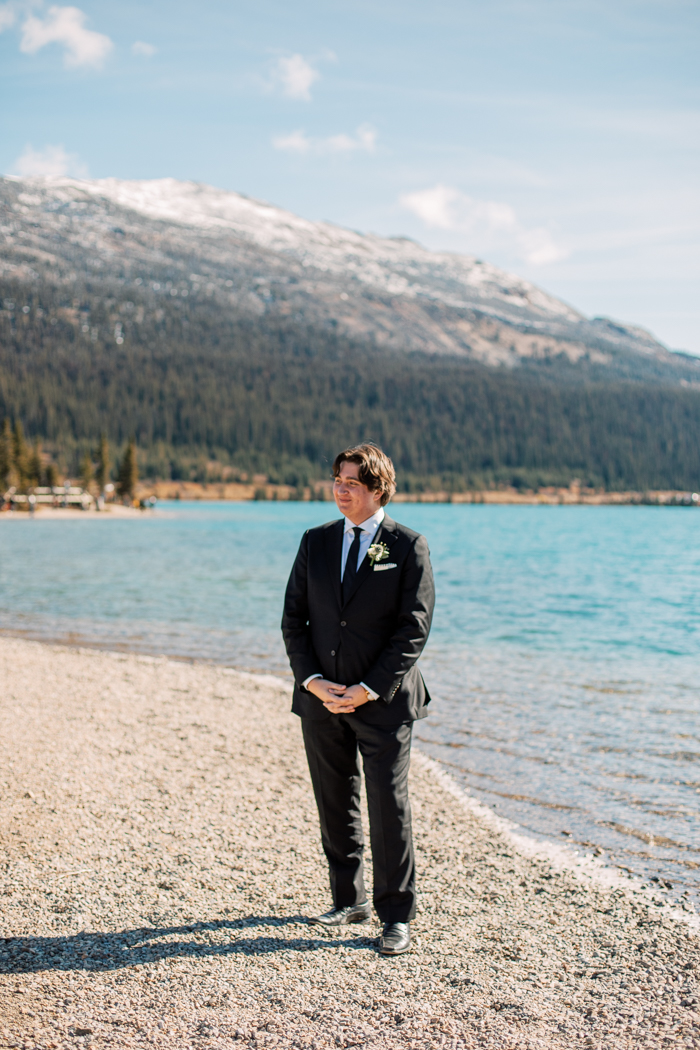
[367,541,390,566]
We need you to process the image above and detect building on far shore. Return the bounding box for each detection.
[3,484,95,511]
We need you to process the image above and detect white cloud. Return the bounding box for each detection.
[20,5,113,68]
[12,143,88,177]
[272,130,312,153]
[326,125,377,153]
[132,40,156,57]
[274,53,319,101]
[272,124,377,155]
[0,3,17,32]
[399,183,566,265]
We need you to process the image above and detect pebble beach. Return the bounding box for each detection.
[1,637,698,1050]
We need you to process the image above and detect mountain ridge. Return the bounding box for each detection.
[1,174,694,380]
[2,173,700,492]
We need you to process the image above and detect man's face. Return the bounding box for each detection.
[333,461,382,524]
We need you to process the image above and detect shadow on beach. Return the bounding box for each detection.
[0,916,379,974]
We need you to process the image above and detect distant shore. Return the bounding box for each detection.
[3,482,698,516]
[136,480,700,506]
[1,636,698,1049]
[0,503,150,519]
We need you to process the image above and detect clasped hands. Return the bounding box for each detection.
[306,678,372,714]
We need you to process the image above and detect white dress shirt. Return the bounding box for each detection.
[302,507,385,701]
[340,506,385,579]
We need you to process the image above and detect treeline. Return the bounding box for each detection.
[1,278,699,492]
[0,418,140,500]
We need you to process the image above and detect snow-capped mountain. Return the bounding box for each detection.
[0,174,689,371]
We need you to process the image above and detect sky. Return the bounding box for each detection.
[1,0,698,353]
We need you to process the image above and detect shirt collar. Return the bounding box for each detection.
[343,506,385,534]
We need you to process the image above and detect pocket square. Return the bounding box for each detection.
[374,562,397,572]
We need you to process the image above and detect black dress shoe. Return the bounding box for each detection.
[308,902,372,927]
[378,921,410,955]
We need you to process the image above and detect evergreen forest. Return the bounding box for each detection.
[1,277,699,493]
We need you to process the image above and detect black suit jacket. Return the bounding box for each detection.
[281,514,435,725]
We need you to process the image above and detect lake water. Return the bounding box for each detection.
[1,502,699,904]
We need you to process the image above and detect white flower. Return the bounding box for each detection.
[368,542,390,565]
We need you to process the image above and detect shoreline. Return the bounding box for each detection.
[418,755,700,935]
[0,504,151,520]
[0,626,294,680]
[129,482,700,507]
[2,490,699,520]
[136,480,700,506]
[0,626,696,914]
[1,637,698,1049]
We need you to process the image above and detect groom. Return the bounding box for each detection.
[282,443,435,956]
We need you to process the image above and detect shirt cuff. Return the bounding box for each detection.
[360,681,379,701]
[302,674,322,690]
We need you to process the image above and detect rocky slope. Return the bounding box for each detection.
[1,174,695,378]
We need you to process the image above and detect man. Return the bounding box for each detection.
[282,443,435,956]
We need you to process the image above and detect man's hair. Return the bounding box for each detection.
[332,443,396,507]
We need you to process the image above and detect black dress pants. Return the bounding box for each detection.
[301,713,416,923]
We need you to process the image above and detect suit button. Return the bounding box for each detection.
[331,650,336,656]
[340,621,346,627]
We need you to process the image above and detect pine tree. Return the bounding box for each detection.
[117,440,138,501]
[79,452,94,493]
[12,421,28,491]
[0,419,12,491]
[44,461,59,489]
[96,435,110,493]
[28,439,42,488]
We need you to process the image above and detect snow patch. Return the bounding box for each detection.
[11,174,583,324]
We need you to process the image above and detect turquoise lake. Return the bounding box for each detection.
[1,502,698,904]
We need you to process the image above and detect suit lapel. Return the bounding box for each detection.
[341,516,398,608]
[324,519,344,609]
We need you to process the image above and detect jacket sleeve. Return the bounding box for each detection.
[362,533,435,702]
[281,530,323,687]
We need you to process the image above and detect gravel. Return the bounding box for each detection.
[1,636,698,1049]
